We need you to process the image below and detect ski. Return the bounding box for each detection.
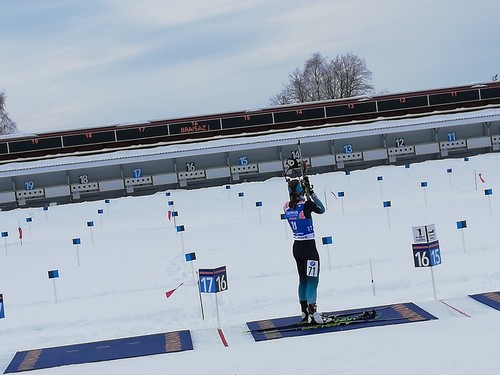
[249,308,388,334]
[270,315,405,335]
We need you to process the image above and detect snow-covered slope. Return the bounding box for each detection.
[1,153,499,374]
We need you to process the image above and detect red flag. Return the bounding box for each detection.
[167,210,172,221]
[166,283,183,298]
[478,173,485,183]
[18,226,23,245]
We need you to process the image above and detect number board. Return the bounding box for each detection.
[412,241,441,268]
[8,137,62,153]
[198,266,228,293]
[0,143,8,155]
[63,131,116,146]
[221,113,273,129]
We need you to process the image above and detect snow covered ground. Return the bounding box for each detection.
[1,152,499,374]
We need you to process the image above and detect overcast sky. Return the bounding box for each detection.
[1,0,499,134]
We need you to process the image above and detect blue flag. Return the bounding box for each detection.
[185,252,196,262]
[456,220,467,229]
[72,238,81,245]
[322,236,333,245]
[48,270,59,279]
[0,294,4,319]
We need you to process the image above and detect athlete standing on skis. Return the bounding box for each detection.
[284,177,331,324]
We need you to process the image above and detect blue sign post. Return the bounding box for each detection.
[48,270,60,303]
[26,217,33,236]
[280,213,288,241]
[255,201,263,225]
[72,238,81,266]
[447,168,453,189]
[198,266,228,327]
[2,231,8,255]
[421,181,428,206]
[0,294,5,319]
[238,192,245,212]
[456,220,468,252]
[322,236,333,269]
[485,189,493,217]
[383,201,392,229]
[185,252,197,285]
[87,221,95,245]
[176,225,186,254]
[97,209,104,228]
[377,176,384,196]
[338,191,345,216]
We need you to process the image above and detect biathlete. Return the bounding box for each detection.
[283,177,332,324]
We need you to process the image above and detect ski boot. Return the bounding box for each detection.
[300,300,309,322]
[307,303,334,324]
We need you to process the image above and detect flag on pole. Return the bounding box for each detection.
[48,270,59,279]
[322,236,333,245]
[166,283,183,298]
[185,252,196,262]
[18,226,23,244]
[0,294,5,319]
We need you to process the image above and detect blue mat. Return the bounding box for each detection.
[4,330,193,373]
[469,291,500,311]
[246,302,437,342]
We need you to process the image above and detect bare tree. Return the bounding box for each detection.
[0,91,17,135]
[303,52,327,101]
[334,52,373,98]
[270,52,374,105]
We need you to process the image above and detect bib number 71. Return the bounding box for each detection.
[307,260,319,277]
